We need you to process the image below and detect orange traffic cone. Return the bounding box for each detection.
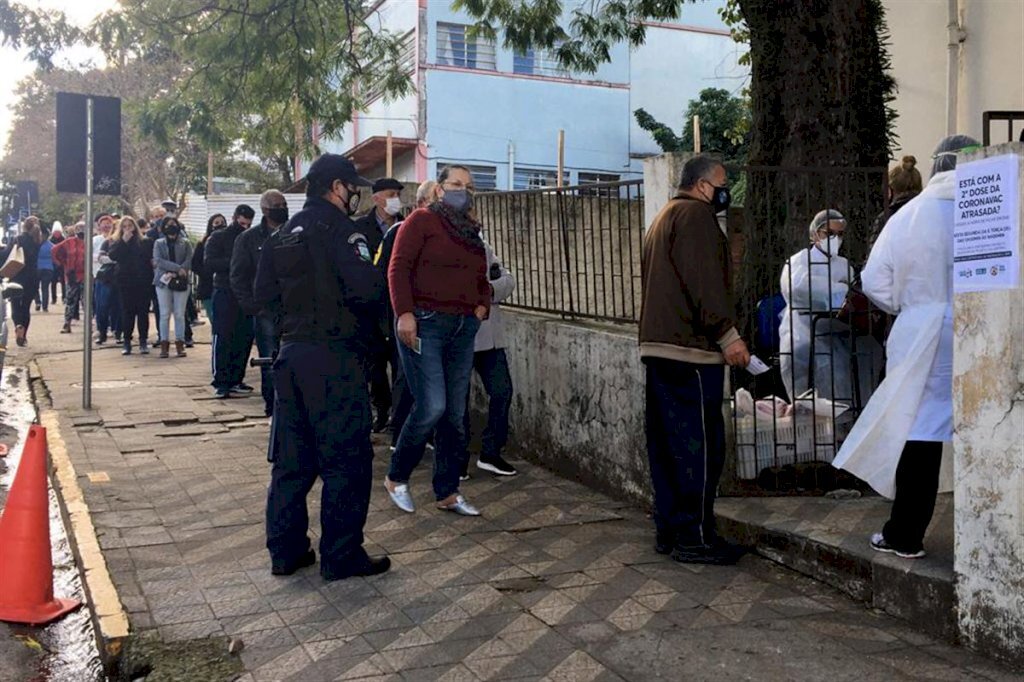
[0,424,81,625]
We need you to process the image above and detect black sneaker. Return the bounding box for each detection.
[230,383,254,395]
[671,542,745,566]
[372,414,390,433]
[655,529,676,555]
[477,455,517,476]
[271,549,316,576]
[184,340,195,348]
[322,555,391,582]
[870,532,926,559]
[96,335,107,345]
[214,387,232,399]
[114,332,123,343]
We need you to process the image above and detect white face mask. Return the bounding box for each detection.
[820,234,843,256]
[384,197,402,216]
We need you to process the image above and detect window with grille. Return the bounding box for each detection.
[360,30,415,104]
[579,172,622,196]
[513,167,570,190]
[512,47,567,78]
[436,23,496,71]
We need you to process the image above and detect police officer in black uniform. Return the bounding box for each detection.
[254,154,391,581]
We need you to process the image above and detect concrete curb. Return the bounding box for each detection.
[716,506,958,643]
[28,360,130,669]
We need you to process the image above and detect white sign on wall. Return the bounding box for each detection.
[953,154,1020,293]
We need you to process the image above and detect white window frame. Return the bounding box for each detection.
[436,22,496,71]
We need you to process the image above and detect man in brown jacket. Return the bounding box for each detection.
[640,155,750,565]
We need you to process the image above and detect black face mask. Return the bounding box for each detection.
[705,183,731,213]
[266,207,289,225]
[346,190,361,216]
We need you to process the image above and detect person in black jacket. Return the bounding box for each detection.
[354,177,405,432]
[231,191,288,416]
[206,204,255,399]
[107,217,153,355]
[253,153,389,582]
[5,216,42,347]
[192,214,226,324]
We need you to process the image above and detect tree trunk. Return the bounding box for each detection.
[735,0,894,336]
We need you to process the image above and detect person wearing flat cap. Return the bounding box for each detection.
[355,177,407,433]
[355,177,406,255]
[253,153,391,582]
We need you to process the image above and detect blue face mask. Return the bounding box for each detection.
[441,189,472,213]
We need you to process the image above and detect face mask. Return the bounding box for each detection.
[164,230,179,240]
[818,234,843,256]
[442,189,472,214]
[707,184,731,213]
[336,186,360,216]
[384,197,402,216]
[267,207,289,225]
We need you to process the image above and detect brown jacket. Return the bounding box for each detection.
[639,195,739,364]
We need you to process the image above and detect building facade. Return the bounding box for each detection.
[884,0,1024,175]
[322,0,746,190]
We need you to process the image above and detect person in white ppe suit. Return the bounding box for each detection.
[779,209,854,404]
[832,134,979,559]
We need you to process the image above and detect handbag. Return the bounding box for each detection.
[0,243,25,279]
[164,240,189,291]
[838,282,890,343]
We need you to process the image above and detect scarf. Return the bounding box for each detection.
[428,201,486,256]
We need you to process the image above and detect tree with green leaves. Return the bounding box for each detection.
[0,0,79,67]
[91,0,413,173]
[635,87,750,162]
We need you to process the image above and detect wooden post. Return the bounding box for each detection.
[557,129,565,187]
[386,130,393,177]
[206,151,214,195]
[693,115,701,153]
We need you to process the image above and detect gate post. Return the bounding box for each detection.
[952,142,1024,665]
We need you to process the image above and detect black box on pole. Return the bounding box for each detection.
[55,92,122,196]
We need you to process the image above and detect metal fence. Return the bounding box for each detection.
[475,179,644,324]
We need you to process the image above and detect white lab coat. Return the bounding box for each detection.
[779,245,853,403]
[831,171,956,498]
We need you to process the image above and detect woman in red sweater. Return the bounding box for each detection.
[385,165,490,516]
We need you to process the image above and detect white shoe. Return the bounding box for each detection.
[385,480,415,513]
[437,494,480,517]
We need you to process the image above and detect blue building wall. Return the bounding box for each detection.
[324,1,747,189]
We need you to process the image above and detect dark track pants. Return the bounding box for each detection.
[645,358,726,548]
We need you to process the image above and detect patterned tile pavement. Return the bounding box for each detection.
[13,309,1021,681]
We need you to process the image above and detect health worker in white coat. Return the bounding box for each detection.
[779,209,854,404]
[832,134,979,559]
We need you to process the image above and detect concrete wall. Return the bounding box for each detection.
[642,152,691,228]
[885,0,1024,173]
[953,142,1024,666]
[473,310,652,503]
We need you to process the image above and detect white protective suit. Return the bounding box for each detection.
[831,170,956,498]
[778,244,853,404]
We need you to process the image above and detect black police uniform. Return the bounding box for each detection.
[254,194,386,580]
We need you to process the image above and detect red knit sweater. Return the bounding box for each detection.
[388,208,490,317]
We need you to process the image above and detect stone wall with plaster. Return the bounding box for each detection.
[953,142,1024,665]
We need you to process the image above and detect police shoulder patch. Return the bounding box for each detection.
[348,232,372,262]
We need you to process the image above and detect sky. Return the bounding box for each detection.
[0,0,116,149]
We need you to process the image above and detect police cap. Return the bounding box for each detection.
[307,154,372,190]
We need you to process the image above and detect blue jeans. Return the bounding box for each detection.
[94,280,122,338]
[388,309,480,500]
[254,314,280,416]
[156,286,188,342]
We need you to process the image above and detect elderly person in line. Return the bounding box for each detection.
[778,209,855,404]
[833,134,979,559]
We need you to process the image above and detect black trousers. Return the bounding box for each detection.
[11,282,35,330]
[119,285,150,344]
[369,341,395,421]
[389,335,414,447]
[645,357,726,548]
[211,288,253,390]
[883,440,943,553]
[266,341,372,578]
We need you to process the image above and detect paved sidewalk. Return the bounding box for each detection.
[11,305,1020,680]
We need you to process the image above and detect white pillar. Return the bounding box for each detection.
[641,152,691,230]
[953,141,1024,665]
